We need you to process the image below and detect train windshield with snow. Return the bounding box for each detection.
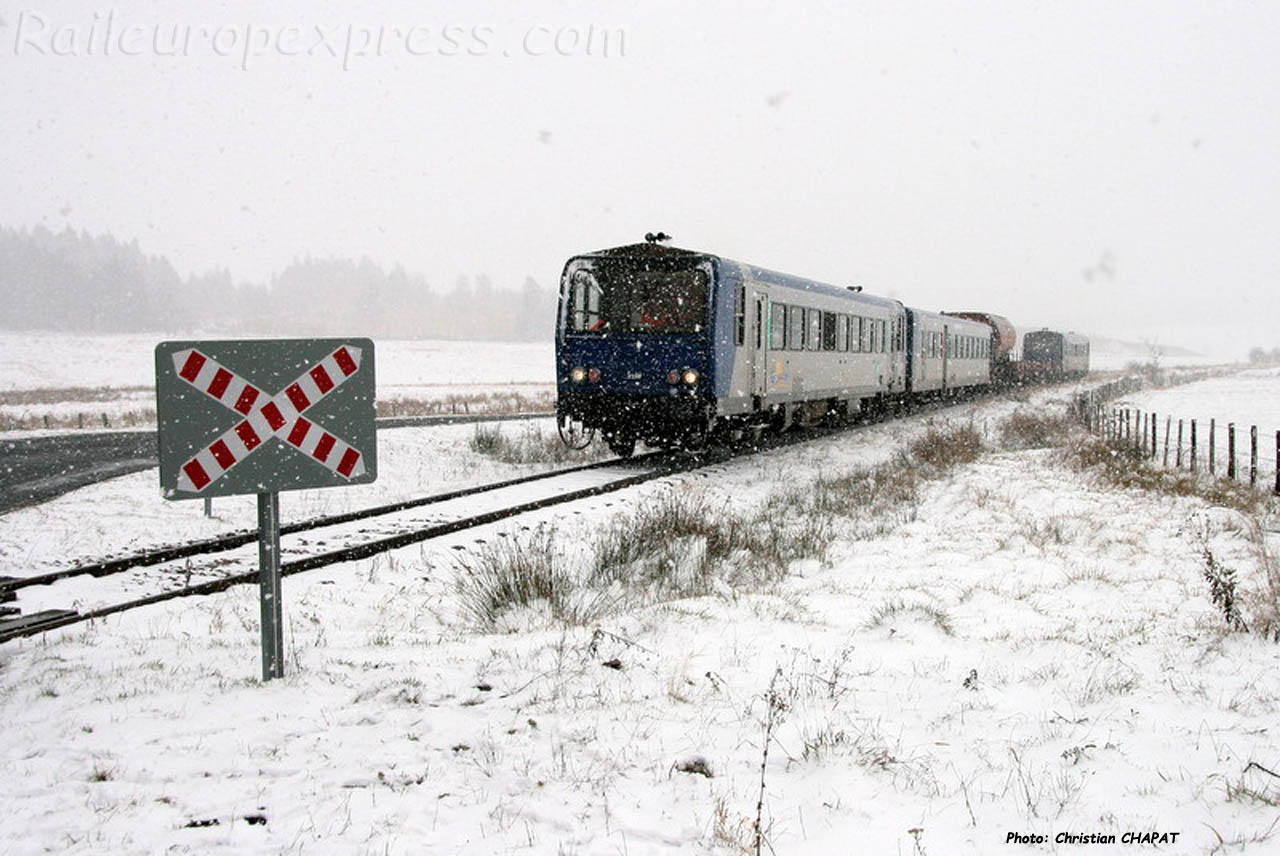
[555,239,1086,457]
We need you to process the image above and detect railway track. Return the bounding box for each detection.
[0,450,676,643]
[0,388,1022,645]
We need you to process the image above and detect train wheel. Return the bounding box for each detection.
[557,414,595,450]
[606,432,637,459]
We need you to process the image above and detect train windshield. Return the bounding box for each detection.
[565,260,709,335]
[1024,334,1062,360]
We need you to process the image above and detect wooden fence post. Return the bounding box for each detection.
[1228,423,1236,480]
[1250,425,1258,486]
[1275,431,1279,495]
[1177,419,1183,468]
[1163,416,1171,467]
[1209,419,1216,475]
[1151,412,1157,459]
[1191,420,1197,471]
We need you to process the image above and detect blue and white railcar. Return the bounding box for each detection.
[556,241,921,455]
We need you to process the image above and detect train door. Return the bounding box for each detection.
[941,323,950,392]
[751,292,766,407]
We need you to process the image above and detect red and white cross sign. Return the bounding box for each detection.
[171,344,367,493]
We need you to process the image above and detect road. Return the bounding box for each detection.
[1,431,157,514]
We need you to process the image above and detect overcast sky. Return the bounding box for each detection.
[3,0,1277,355]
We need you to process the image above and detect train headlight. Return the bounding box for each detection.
[587,368,601,383]
[682,369,699,386]
[570,367,587,384]
[667,370,681,385]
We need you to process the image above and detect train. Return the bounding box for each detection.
[555,238,1088,457]
[1022,329,1090,382]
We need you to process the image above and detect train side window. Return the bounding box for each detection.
[821,312,837,351]
[850,317,861,352]
[789,306,805,351]
[860,317,871,352]
[837,315,848,352]
[769,303,786,350]
[735,284,745,347]
[879,320,887,353]
[808,310,822,351]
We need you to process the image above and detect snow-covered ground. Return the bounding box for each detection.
[0,334,555,427]
[0,334,555,392]
[3,385,1279,854]
[1115,367,1280,480]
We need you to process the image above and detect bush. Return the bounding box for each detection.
[1000,409,1076,450]
[909,421,983,472]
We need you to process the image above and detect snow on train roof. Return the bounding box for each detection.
[575,243,905,312]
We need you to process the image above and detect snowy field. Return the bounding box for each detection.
[3,385,1279,854]
[1116,367,1280,480]
[0,334,555,428]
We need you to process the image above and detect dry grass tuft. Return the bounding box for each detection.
[909,421,983,472]
[999,409,1077,450]
[1062,435,1265,516]
[469,424,606,465]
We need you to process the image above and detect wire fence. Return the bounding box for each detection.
[1075,392,1280,495]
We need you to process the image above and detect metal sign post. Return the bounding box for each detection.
[258,491,284,681]
[155,338,377,682]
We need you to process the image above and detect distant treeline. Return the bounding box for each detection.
[0,225,558,340]
[1248,347,1280,364]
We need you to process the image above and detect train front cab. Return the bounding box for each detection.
[555,245,722,455]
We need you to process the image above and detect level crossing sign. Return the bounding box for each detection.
[155,339,377,498]
[155,338,377,682]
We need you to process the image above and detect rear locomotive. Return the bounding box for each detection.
[1022,329,1090,381]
